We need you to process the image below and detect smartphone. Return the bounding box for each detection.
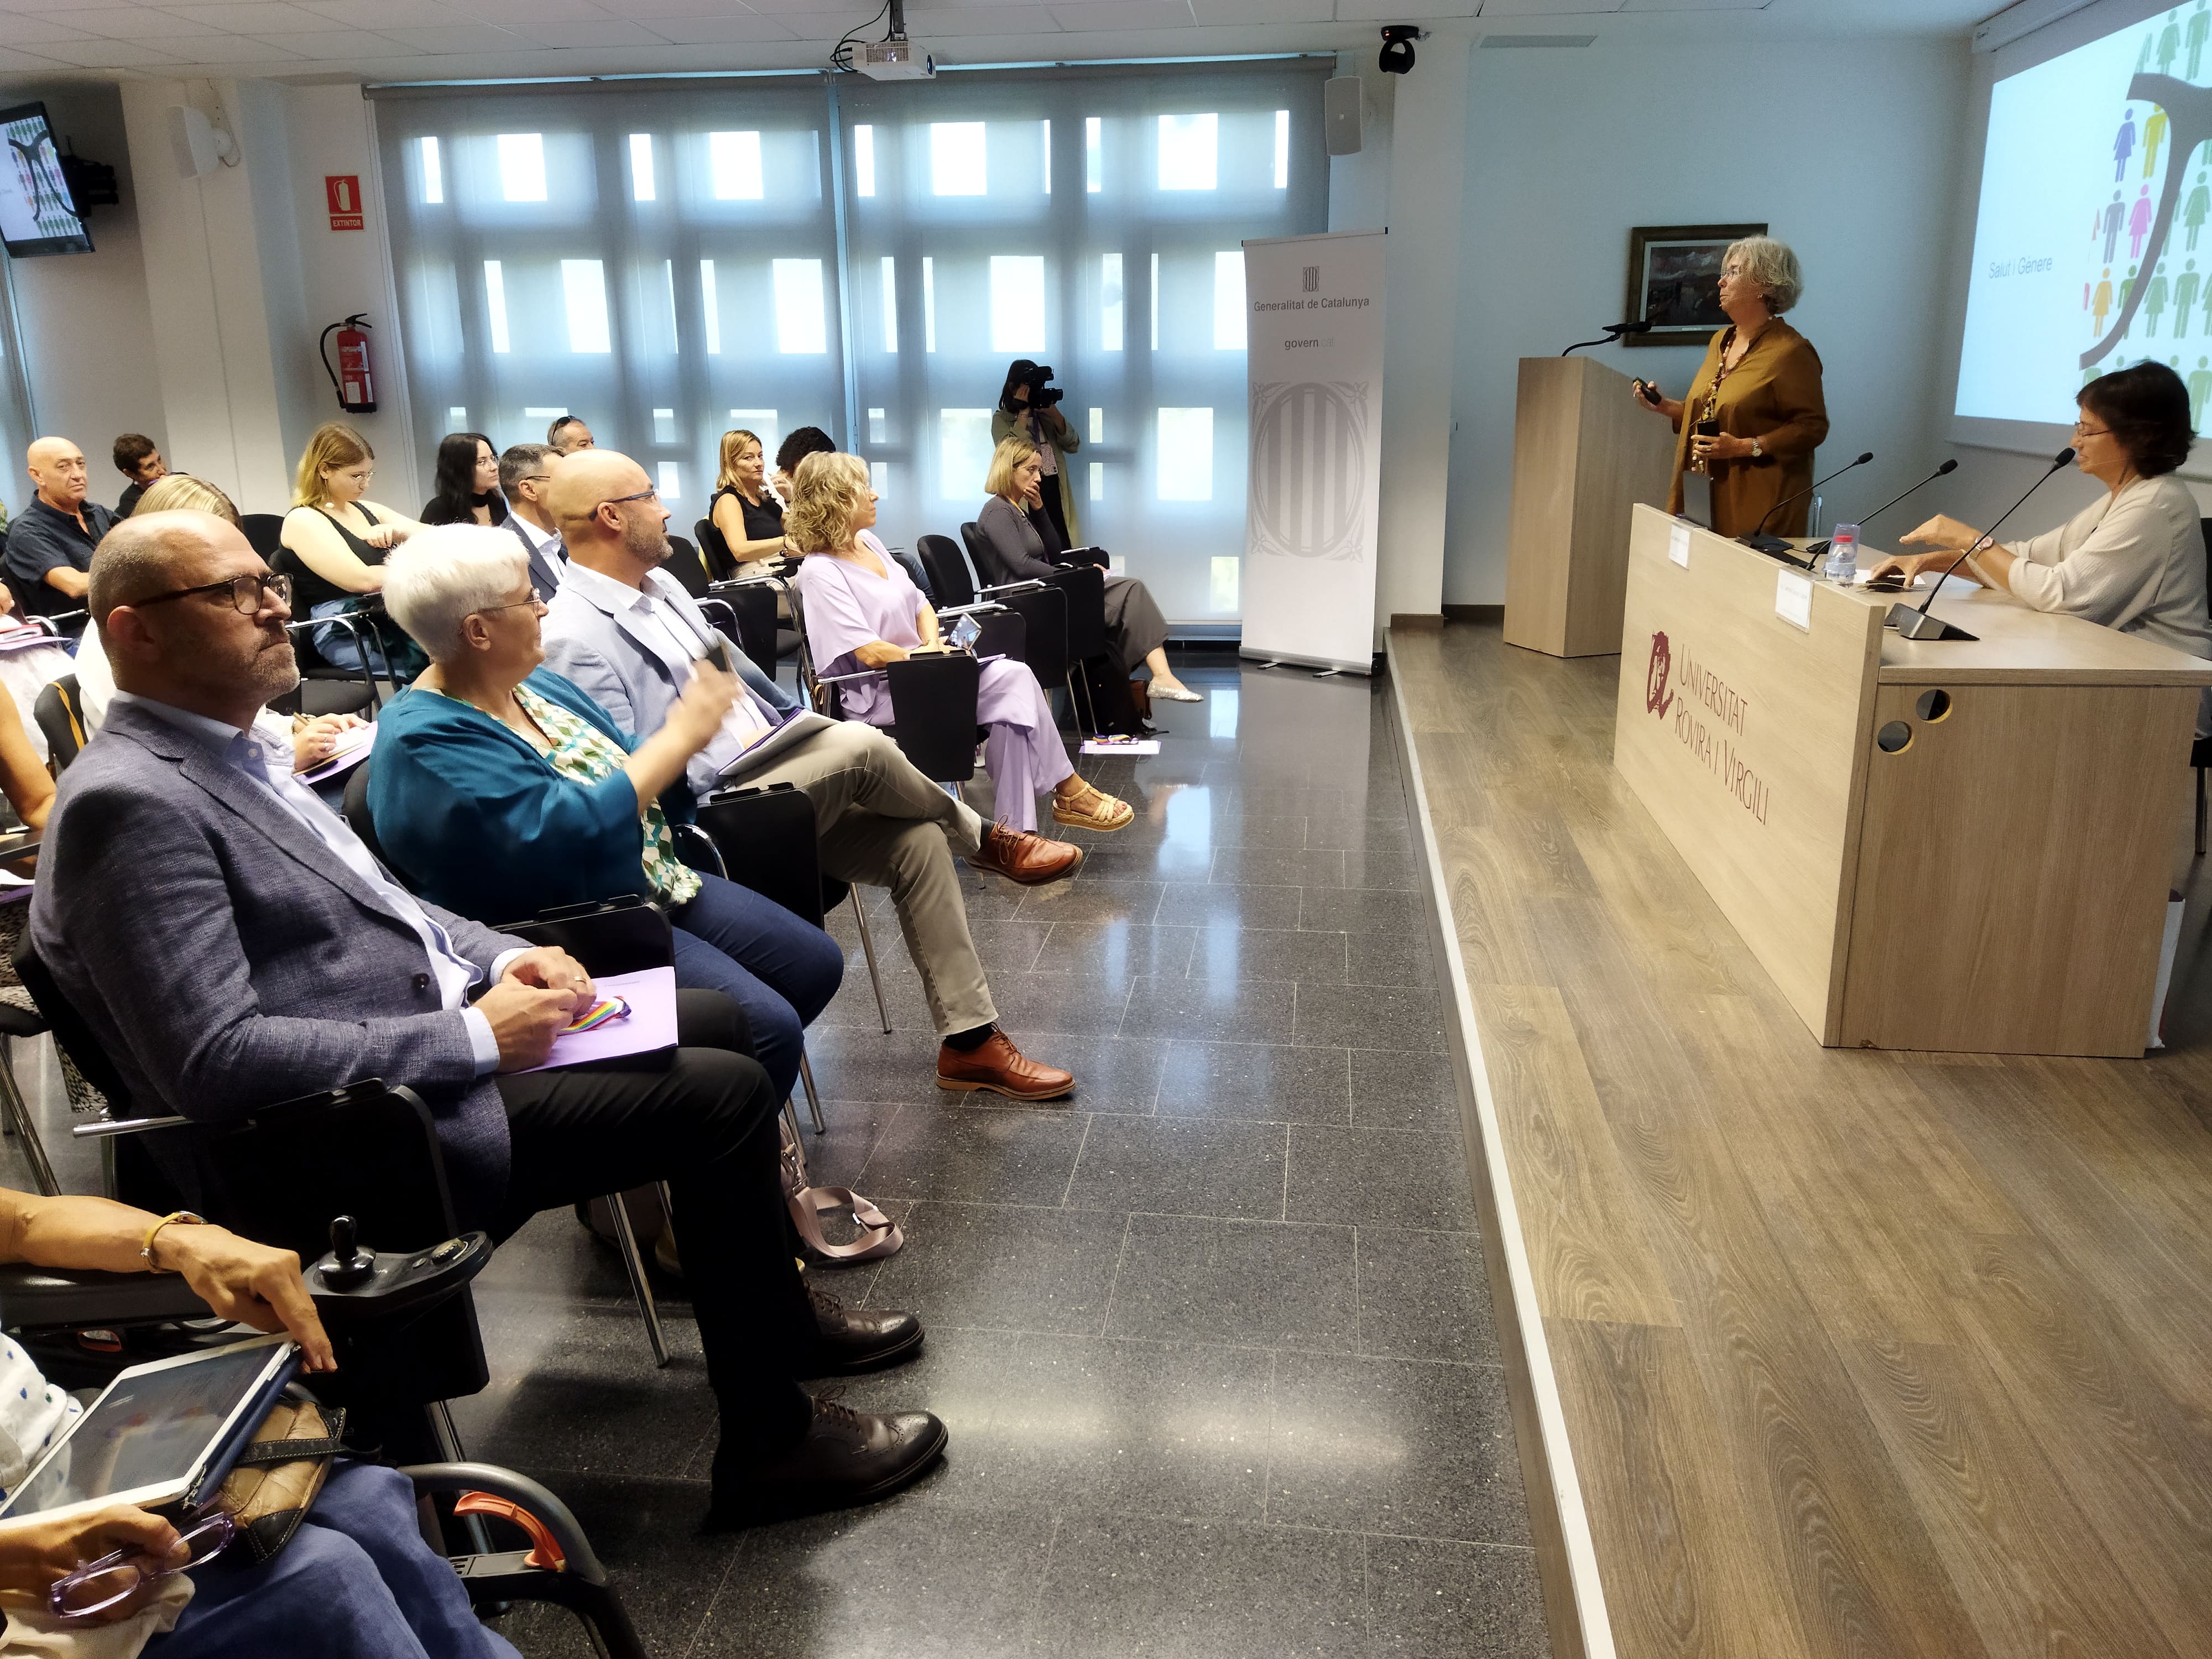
[950,614,982,651]
[1635,379,1661,406]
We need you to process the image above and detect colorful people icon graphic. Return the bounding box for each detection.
[2192,356,2212,428]
[2148,262,2172,333]
[2189,173,2211,250]
[2107,190,2131,260]
[2122,264,2141,328]
[2132,184,2156,258]
[2095,268,2116,333]
[2162,11,2184,75]
[2117,107,2140,180]
[2193,1,2210,81]
[2146,106,2171,175]
[2143,32,2158,75]
[2176,259,2201,336]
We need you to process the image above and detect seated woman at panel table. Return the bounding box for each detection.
[0,1186,518,1659]
[368,525,842,1106]
[788,452,1133,835]
[975,436,1199,705]
[1869,361,2212,737]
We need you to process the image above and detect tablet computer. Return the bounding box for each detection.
[0,1335,298,1523]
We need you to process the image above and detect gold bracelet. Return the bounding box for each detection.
[140,1210,205,1272]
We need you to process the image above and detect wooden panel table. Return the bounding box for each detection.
[1613,503,2212,1056]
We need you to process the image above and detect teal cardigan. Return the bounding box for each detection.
[368,666,696,925]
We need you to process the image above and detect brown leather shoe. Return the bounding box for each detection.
[707,1396,947,1527]
[968,823,1083,885]
[937,1030,1076,1101]
[810,1285,924,1374]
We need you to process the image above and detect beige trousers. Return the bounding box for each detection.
[731,722,997,1035]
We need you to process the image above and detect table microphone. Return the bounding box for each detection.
[1559,320,1652,356]
[1739,451,1874,560]
[1804,458,1958,559]
[1889,447,2074,643]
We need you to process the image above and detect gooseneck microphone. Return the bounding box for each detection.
[1560,320,1653,356]
[1740,451,1875,560]
[1804,457,1959,559]
[1889,448,2074,643]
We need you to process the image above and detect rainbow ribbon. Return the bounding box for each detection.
[562,996,630,1035]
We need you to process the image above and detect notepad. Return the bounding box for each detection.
[520,966,679,1072]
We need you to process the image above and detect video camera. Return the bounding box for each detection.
[1025,363,1066,409]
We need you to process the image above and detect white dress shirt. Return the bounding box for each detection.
[111,691,517,1073]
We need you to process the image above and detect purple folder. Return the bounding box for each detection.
[518,966,679,1073]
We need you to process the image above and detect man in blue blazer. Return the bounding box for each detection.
[28,509,946,1526]
[539,449,1085,1100]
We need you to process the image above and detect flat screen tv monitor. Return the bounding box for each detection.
[0,101,92,258]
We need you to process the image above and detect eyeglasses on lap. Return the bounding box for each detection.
[133,572,293,616]
[50,1508,235,1622]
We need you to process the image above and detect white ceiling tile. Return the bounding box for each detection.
[507,18,669,46]
[1339,0,1475,15]
[905,0,1053,9]
[0,18,95,41]
[1619,0,1768,9]
[906,6,1062,32]
[17,37,191,64]
[59,9,238,38]
[0,47,72,68]
[163,34,311,59]
[1188,0,1331,21]
[165,2,363,30]
[368,22,523,49]
[247,25,412,55]
[441,0,608,22]
[1474,0,1623,14]
[1048,0,1190,24]
[295,0,472,27]
[596,0,745,14]
[636,12,799,39]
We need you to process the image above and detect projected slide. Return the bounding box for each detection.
[1957,3,2212,432]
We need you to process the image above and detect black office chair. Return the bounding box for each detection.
[709,571,814,696]
[33,675,85,771]
[663,533,713,598]
[275,616,382,719]
[883,653,985,789]
[239,512,286,559]
[2197,518,2212,855]
[917,534,979,610]
[694,515,740,585]
[706,578,783,681]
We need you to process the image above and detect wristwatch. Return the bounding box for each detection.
[1750,436,1764,458]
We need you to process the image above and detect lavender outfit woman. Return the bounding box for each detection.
[796,541,1074,832]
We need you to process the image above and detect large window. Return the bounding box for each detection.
[373,61,1327,622]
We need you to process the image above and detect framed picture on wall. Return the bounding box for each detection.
[1623,223,1766,346]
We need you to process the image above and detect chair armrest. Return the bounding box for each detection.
[671,822,728,879]
[931,602,1007,621]
[0,1262,214,1328]
[978,580,1047,597]
[397,1463,613,1585]
[0,1001,45,1041]
[696,598,737,628]
[812,668,886,685]
[29,613,87,639]
[71,1113,192,1140]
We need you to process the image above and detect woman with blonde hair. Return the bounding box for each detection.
[790,452,1132,837]
[1630,234,1830,537]
[977,436,1196,705]
[707,429,795,577]
[277,422,427,677]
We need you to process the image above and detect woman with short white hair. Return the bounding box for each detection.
[1631,234,1831,538]
[369,524,843,1107]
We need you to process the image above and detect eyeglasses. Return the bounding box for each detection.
[598,488,660,510]
[50,1509,234,1623]
[133,572,293,617]
[516,473,551,485]
[478,588,549,615]
[2073,421,2112,437]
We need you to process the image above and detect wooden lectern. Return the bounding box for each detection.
[1502,356,1677,658]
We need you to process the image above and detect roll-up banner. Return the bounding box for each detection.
[1239,229,1387,675]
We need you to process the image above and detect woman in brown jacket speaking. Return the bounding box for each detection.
[1632,236,1830,538]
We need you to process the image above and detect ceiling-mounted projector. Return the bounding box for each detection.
[858,38,933,80]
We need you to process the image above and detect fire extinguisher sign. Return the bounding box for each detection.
[325,175,363,232]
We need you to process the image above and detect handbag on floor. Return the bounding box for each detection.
[780,1120,902,1265]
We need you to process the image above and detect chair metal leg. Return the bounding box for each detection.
[2197,766,2206,857]
[797,1051,827,1134]
[847,894,893,1034]
[0,1043,59,1198]
[604,1194,671,1369]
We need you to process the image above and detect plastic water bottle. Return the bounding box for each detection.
[1824,523,1861,586]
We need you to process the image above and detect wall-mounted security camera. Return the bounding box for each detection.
[1379,25,1423,76]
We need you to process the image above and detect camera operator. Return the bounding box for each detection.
[993,360,1081,550]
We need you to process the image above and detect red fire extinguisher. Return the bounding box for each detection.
[320,314,377,414]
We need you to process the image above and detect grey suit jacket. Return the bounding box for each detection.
[541,567,799,799]
[507,514,567,601]
[28,699,530,1225]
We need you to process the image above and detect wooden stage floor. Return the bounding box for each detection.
[1390,620,2212,1659]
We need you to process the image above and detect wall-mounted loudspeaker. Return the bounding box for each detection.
[168,105,236,180]
[1324,75,1364,157]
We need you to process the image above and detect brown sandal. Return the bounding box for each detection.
[1052,779,1134,831]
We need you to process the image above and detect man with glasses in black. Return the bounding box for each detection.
[29,509,948,1527]
[497,442,567,598]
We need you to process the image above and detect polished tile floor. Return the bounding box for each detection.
[4,659,1548,1659]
